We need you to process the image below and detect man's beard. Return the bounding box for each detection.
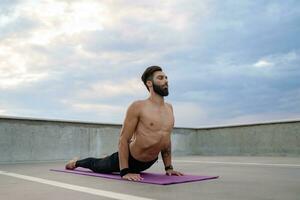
[153,82,169,97]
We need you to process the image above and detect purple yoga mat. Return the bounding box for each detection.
[50,168,219,185]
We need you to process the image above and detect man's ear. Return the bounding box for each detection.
[146,80,153,89]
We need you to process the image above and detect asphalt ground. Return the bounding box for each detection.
[1,156,300,200]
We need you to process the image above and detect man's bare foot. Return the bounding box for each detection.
[65,157,79,170]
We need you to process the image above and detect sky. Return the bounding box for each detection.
[0,0,299,128]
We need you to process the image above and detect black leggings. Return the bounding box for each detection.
[75,151,158,174]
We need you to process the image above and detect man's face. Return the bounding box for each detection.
[151,71,169,97]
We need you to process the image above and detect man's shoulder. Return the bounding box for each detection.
[132,99,147,105]
[165,102,173,109]
[130,100,173,109]
[126,100,145,116]
[129,100,146,109]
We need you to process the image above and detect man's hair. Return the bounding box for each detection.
[141,65,162,91]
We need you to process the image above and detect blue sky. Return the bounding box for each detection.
[0,0,299,128]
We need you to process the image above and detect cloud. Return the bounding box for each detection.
[8,0,105,44]
[0,45,50,90]
[61,99,125,113]
[0,0,299,127]
[76,78,147,99]
[253,60,274,68]
[0,108,7,115]
[0,0,109,89]
[59,99,127,123]
[0,0,208,90]
[172,101,209,127]
[221,111,300,126]
[253,51,298,68]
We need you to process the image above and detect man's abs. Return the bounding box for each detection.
[129,142,161,162]
[129,131,170,162]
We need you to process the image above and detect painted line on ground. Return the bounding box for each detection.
[0,170,154,200]
[172,160,300,167]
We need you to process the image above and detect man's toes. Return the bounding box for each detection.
[65,160,77,170]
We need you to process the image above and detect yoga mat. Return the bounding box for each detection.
[50,168,219,185]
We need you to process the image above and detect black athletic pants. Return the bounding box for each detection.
[75,151,158,173]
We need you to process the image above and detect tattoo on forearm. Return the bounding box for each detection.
[161,144,171,158]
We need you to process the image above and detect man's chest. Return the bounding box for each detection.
[139,108,174,131]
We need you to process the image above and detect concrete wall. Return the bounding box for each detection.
[0,117,120,163]
[173,122,300,156]
[0,116,299,163]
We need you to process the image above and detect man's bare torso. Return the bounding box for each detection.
[129,99,174,162]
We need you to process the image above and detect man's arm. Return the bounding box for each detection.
[118,101,142,180]
[161,142,172,169]
[161,141,183,176]
[161,103,183,176]
[162,103,173,169]
[161,103,174,169]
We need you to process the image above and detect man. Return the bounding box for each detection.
[65,66,183,181]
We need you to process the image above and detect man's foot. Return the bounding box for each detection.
[65,157,79,170]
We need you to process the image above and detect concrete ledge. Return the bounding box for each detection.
[0,115,299,163]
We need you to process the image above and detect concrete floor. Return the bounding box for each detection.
[1,156,300,200]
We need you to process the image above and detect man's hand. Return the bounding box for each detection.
[166,169,184,176]
[122,173,144,181]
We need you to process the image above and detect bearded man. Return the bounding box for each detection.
[65,66,183,181]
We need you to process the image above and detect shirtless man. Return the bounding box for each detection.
[65,66,183,181]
